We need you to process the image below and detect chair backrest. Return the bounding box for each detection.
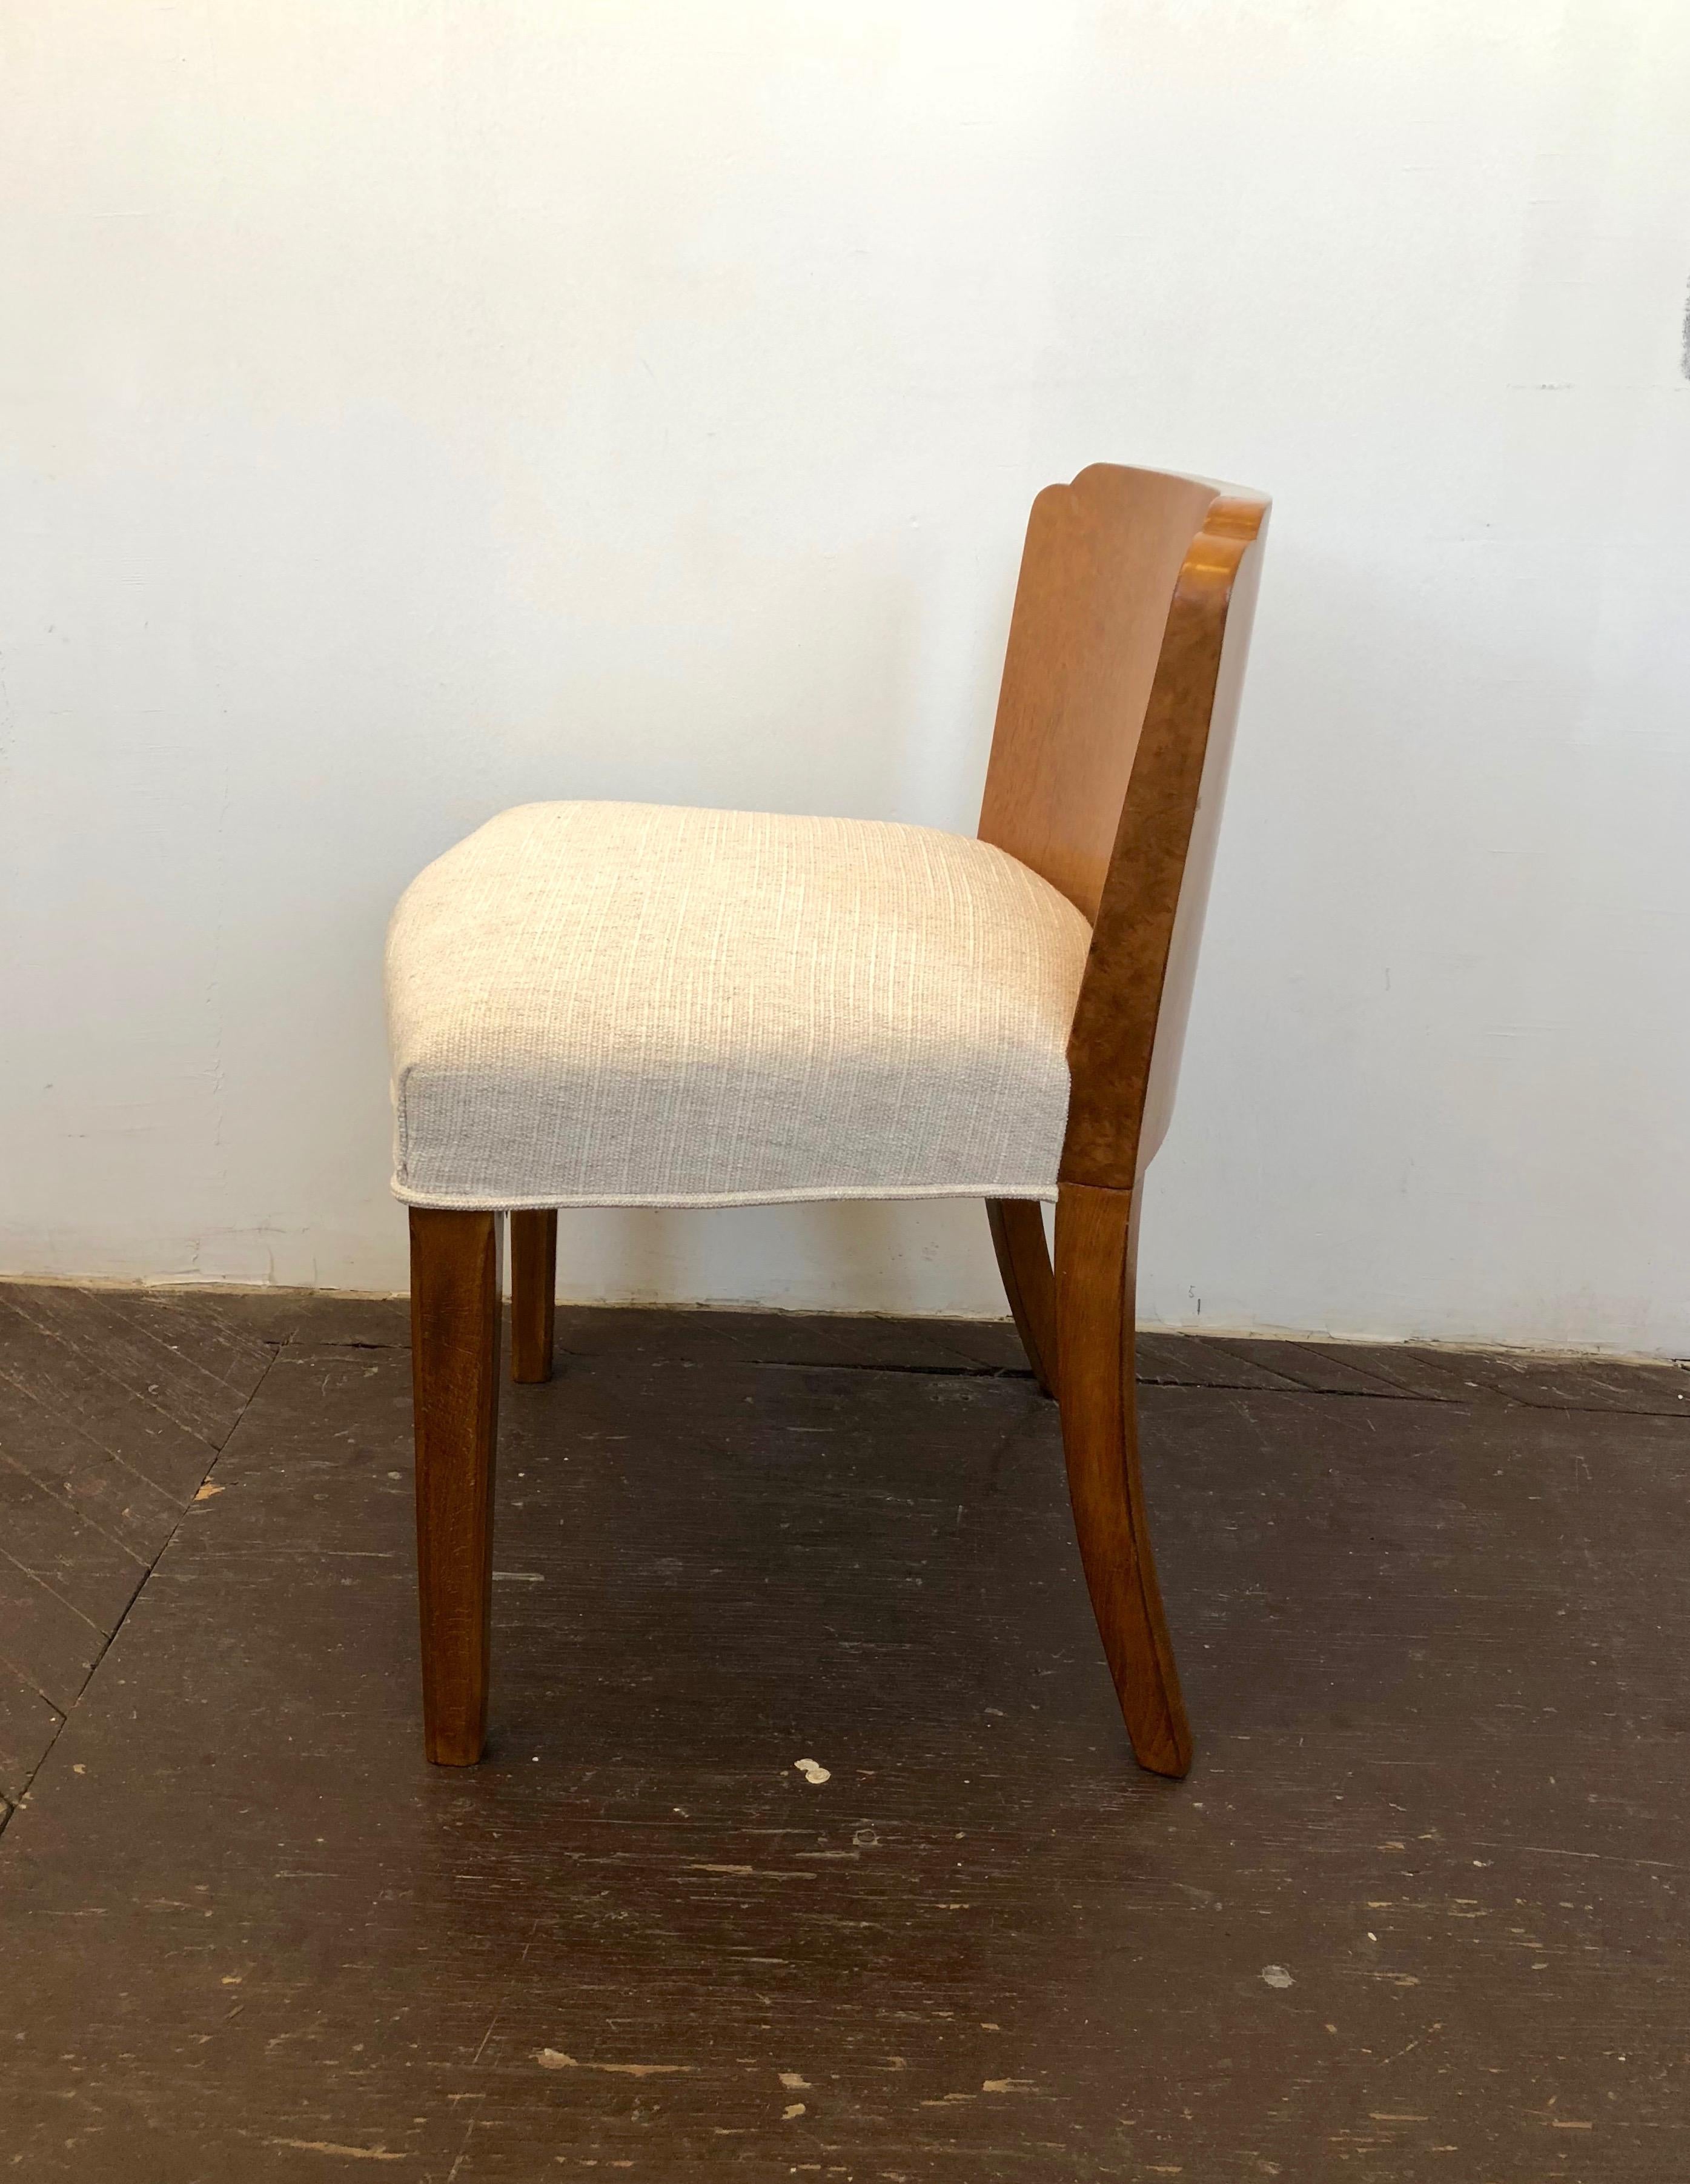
[978,463,1270,1189]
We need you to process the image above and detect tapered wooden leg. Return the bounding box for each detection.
[1054,1182,1192,1778]
[409,1207,501,1765]
[509,1209,558,1384]
[986,1198,1058,1398]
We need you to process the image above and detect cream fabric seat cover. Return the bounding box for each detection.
[386,801,1091,1210]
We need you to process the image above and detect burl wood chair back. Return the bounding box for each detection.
[981,462,1269,1186]
[976,465,1269,1775]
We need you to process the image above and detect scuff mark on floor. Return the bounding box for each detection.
[264,2140,408,2163]
[535,2050,692,2077]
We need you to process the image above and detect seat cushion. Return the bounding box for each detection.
[386,802,1091,1209]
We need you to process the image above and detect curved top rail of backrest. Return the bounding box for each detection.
[978,463,1270,1191]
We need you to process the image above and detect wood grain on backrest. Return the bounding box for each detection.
[978,465,1224,921]
[979,464,1270,1190]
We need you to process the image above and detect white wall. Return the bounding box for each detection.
[3,2,1688,1352]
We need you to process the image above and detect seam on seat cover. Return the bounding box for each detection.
[386,1179,1061,1211]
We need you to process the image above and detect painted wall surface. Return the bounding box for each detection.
[3,3,1688,1350]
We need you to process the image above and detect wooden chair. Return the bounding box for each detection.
[388,463,1269,1779]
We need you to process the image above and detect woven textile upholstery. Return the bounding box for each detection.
[386,801,1092,1210]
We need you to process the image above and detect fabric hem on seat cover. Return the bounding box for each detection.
[389,1177,1059,1211]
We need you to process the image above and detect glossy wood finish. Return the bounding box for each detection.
[984,1198,1058,1398]
[981,465,1268,1771]
[1054,1181,1191,1777]
[408,1208,501,1765]
[509,1209,557,1385]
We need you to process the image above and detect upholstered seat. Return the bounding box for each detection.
[386,799,1093,1210]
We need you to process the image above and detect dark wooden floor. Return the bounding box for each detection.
[0,1281,1686,2181]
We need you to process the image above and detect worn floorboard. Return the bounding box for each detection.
[0,1287,1684,2181]
[0,1658,61,1806]
[0,1282,280,1797]
[0,1367,186,1564]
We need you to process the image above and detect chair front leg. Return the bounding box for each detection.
[1054,1181,1192,1778]
[509,1209,558,1384]
[409,1207,502,1765]
[986,1198,1058,1397]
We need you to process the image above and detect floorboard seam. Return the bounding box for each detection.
[0,1299,227,1462]
[743,1355,1675,1412]
[4,1287,265,1418]
[0,1541,110,1644]
[0,1446,154,1573]
[0,1364,218,1532]
[0,1338,287,1819]
[0,1354,260,1528]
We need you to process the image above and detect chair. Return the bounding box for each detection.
[386,463,1269,1779]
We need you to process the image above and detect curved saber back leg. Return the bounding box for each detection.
[1055,1182,1192,1778]
[986,1198,1058,1398]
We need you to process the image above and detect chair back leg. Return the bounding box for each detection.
[986,1199,1059,1398]
[510,1209,558,1384]
[409,1207,502,1765]
[1054,1183,1193,1777]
